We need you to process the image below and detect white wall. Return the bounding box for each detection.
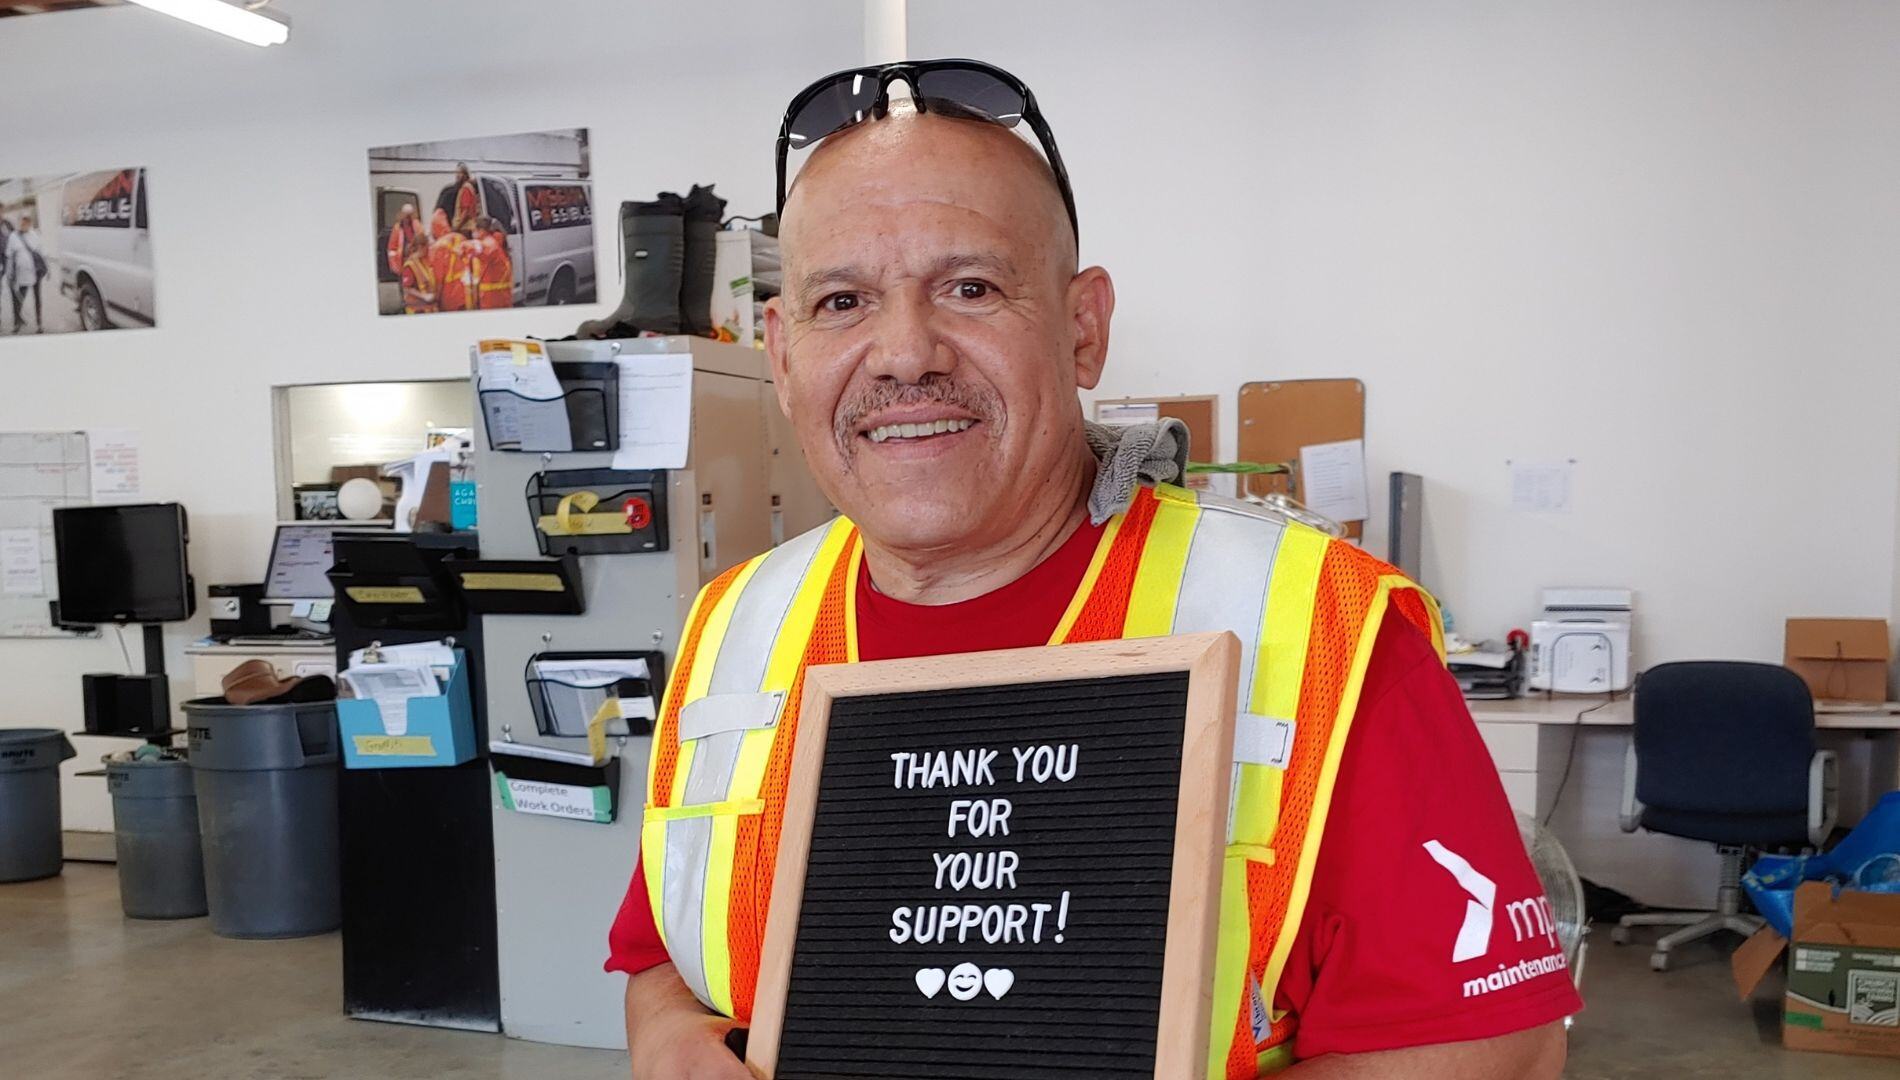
[0,0,864,830]
[912,0,1900,667]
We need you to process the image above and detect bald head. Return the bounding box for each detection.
[782,110,1077,278]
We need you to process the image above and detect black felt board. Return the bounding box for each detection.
[771,671,1190,1080]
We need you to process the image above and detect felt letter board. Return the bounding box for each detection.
[747,633,1239,1080]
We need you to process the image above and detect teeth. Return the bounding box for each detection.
[866,418,975,443]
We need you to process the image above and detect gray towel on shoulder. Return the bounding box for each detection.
[1084,418,1190,525]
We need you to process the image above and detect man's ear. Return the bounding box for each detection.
[1067,266,1115,391]
[763,295,795,417]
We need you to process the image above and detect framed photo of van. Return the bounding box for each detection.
[0,166,156,337]
[368,127,596,317]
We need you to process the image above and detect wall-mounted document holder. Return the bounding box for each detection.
[480,360,620,453]
[490,744,622,825]
[337,647,478,769]
[328,532,473,631]
[524,650,664,741]
[443,554,586,616]
[525,468,670,557]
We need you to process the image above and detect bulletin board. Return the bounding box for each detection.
[1236,378,1365,539]
[746,633,1239,1080]
[0,431,92,637]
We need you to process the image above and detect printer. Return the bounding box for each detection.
[1529,587,1633,693]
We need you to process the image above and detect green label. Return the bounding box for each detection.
[1785,1010,1824,1030]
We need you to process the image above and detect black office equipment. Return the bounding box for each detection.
[208,583,270,638]
[327,530,472,630]
[524,467,670,557]
[480,360,620,452]
[1388,471,1423,584]
[82,673,170,736]
[52,503,194,624]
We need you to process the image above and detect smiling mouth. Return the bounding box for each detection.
[864,418,977,444]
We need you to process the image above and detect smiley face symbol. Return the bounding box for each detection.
[946,962,983,1002]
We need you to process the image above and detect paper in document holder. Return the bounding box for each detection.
[336,648,477,769]
[524,651,664,740]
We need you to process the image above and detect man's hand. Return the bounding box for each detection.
[626,963,756,1079]
[1283,1021,1566,1079]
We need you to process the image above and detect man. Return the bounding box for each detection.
[450,163,480,235]
[609,61,1577,1078]
[6,213,45,333]
[400,230,438,315]
[385,202,420,277]
[428,209,472,312]
[472,218,514,309]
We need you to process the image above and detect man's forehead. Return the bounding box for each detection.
[781,113,1074,271]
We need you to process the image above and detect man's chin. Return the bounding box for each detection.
[842,496,990,554]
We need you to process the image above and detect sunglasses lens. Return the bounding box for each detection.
[787,72,882,148]
[914,67,1027,127]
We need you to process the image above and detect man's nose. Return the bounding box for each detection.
[862,288,955,385]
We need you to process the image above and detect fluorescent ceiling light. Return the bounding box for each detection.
[125,0,290,48]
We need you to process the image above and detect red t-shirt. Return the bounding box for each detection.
[606,517,1581,1057]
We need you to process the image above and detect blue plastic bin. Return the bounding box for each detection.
[337,648,476,768]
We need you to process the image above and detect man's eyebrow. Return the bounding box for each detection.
[796,253,1018,298]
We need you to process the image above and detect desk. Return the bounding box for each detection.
[183,640,336,698]
[1465,694,1900,909]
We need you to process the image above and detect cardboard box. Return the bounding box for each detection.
[1785,618,1891,704]
[1733,881,1900,1059]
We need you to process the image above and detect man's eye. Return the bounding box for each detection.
[955,281,992,300]
[820,292,860,313]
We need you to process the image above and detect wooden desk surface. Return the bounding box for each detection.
[1466,694,1900,730]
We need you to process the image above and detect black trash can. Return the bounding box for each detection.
[184,699,341,938]
[107,754,208,919]
[0,729,76,883]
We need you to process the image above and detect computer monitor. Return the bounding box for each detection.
[52,503,195,624]
[263,522,386,604]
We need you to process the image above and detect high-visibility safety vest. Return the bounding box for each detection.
[641,484,1443,1077]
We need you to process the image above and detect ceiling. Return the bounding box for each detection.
[0,1,121,18]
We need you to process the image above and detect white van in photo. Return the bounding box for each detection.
[370,133,596,315]
[56,167,156,331]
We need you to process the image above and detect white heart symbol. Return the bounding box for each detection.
[915,968,946,999]
[983,968,1015,1000]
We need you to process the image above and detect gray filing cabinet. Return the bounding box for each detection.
[476,336,829,1047]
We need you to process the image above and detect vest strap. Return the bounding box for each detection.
[679,691,784,743]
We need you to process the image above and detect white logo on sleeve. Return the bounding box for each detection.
[1422,840,1496,963]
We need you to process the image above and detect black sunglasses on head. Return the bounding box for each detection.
[775,58,1079,242]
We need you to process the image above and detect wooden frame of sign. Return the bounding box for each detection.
[746,632,1239,1080]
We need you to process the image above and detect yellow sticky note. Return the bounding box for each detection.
[352,735,436,756]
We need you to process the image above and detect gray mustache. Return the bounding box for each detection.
[834,376,1000,445]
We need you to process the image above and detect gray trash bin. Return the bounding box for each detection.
[107,754,208,919]
[185,699,340,938]
[0,728,77,883]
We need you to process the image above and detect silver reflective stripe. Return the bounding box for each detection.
[678,691,784,743]
[707,523,832,696]
[1169,492,1286,846]
[662,815,716,1008]
[1171,491,1285,704]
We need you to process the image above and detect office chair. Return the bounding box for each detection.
[1612,661,1837,971]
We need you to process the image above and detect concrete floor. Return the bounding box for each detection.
[4,863,1896,1078]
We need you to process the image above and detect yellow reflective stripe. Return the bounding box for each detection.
[642,818,668,950]
[1259,576,1401,1026]
[1257,524,1326,718]
[1122,493,1199,638]
[643,798,766,821]
[1048,512,1124,644]
[703,810,740,1015]
[1207,853,1253,1080]
[1258,1042,1296,1074]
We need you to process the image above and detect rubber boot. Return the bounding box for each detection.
[678,184,727,336]
[577,194,684,338]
